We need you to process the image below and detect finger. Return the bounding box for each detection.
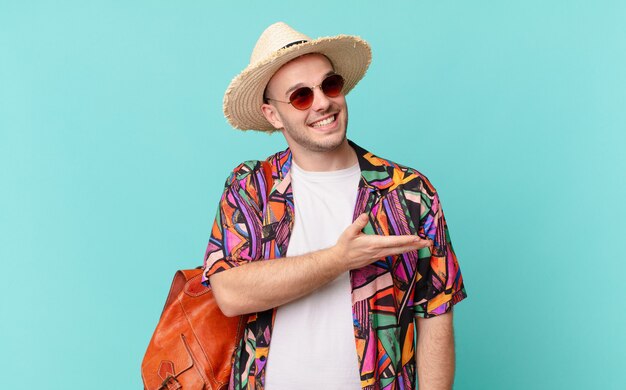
[374,244,425,260]
[375,238,432,252]
[410,236,433,249]
[344,213,369,236]
[416,239,434,249]
[363,234,428,248]
[391,244,426,255]
[385,238,433,254]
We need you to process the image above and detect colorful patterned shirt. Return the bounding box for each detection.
[202,140,467,390]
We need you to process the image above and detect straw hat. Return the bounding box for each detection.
[223,22,372,132]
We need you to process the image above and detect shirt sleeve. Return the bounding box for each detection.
[413,179,467,318]
[202,168,265,287]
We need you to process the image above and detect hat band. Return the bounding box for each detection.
[281,40,308,49]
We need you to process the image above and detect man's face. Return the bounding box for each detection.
[261,54,348,154]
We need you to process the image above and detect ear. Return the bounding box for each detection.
[261,103,284,130]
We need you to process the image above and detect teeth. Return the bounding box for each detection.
[311,115,335,128]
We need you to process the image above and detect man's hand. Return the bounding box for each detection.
[330,213,433,272]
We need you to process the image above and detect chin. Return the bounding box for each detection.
[314,132,347,152]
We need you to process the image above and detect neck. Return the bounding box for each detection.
[289,140,357,172]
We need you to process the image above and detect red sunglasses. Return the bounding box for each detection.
[265,74,345,110]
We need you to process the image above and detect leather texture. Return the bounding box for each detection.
[142,268,245,390]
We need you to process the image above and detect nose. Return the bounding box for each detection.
[310,87,332,112]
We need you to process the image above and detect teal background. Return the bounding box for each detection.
[1,1,625,389]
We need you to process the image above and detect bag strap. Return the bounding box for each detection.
[158,375,182,390]
[261,160,273,192]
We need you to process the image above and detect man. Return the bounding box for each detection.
[202,22,467,390]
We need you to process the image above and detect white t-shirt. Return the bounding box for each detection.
[264,161,362,389]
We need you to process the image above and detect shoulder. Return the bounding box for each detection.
[226,160,262,183]
[223,150,282,186]
[395,161,438,197]
[361,147,438,197]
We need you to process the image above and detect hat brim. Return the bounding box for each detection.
[223,35,372,132]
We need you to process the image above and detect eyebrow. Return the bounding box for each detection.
[283,71,337,98]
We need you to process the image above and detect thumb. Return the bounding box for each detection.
[346,213,369,236]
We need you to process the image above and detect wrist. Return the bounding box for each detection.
[321,246,348,274]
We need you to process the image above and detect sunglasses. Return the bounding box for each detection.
[265,74,345,110]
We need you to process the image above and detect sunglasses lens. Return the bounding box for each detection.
[289,87,314,110]
[287,74,345,110]
[321,74,344,97]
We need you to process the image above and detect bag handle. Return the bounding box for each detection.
[160,268,202,318]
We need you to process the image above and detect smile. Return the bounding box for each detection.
[310,114,337,128]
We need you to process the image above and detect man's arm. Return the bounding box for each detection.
[415,311,455,390]
[210,213,432,316]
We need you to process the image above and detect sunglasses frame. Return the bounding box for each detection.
[264,74,345,110]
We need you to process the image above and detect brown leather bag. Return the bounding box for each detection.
[141,268,246,390]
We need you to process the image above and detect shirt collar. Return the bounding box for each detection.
[270,139,396,193]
